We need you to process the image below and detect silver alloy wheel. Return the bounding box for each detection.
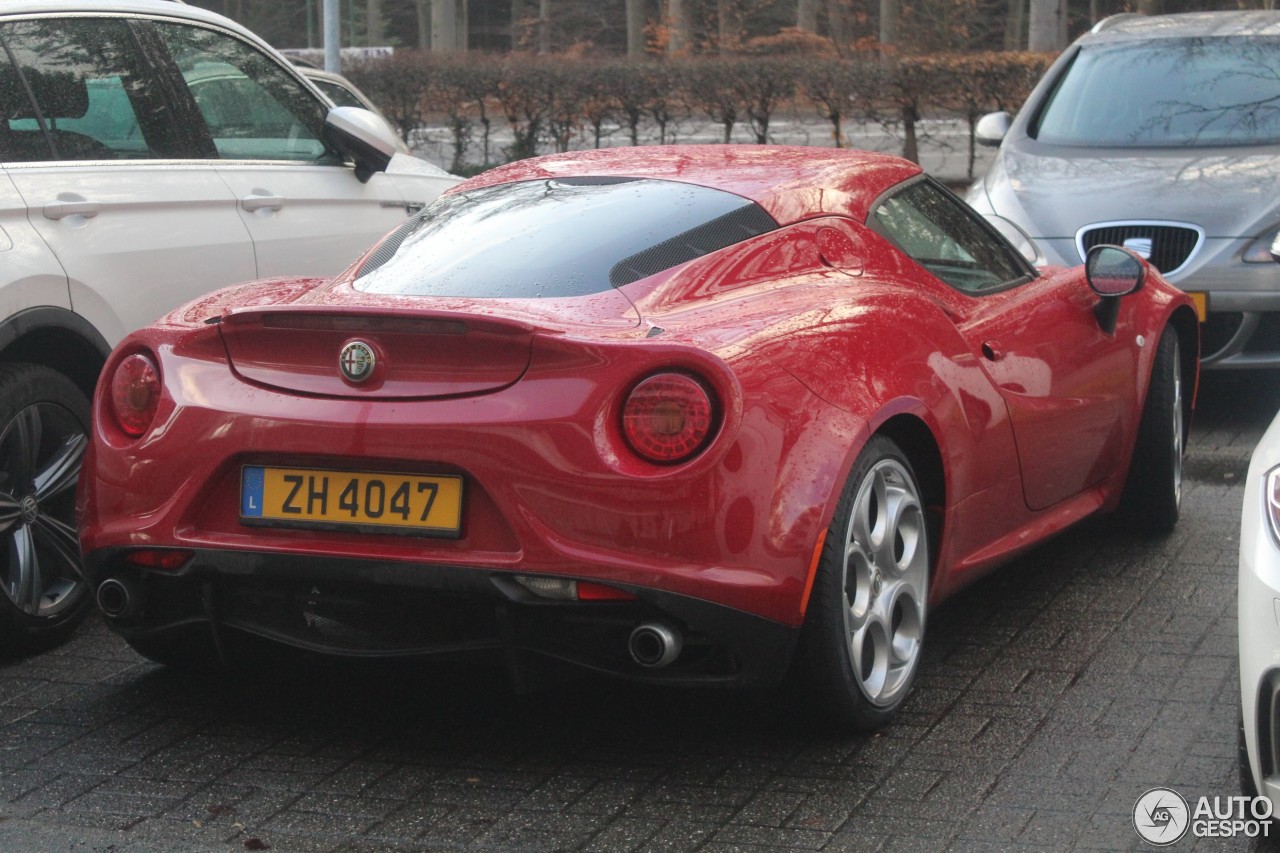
[841,457,928,707]
[1170,337,1183,511]
[0,402,86,618]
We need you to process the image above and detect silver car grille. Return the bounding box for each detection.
[1076,222,1204,276]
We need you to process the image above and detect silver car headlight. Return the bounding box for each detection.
[1243,225,1280,264]
[1268,466,1280,546]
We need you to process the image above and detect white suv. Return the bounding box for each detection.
[0,0,458,654]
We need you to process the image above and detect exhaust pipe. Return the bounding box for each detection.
[96,578,140,619]
[628,621,682,668]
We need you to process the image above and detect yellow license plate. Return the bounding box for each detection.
[1187,291,1207,322]
[240,466,463,536]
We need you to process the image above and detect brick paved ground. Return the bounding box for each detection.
[0,371,1273,852]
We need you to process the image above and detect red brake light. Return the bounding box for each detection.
[110,353,161,438]
[124,549,192,570]
[622,373,715,464]
[576,581,638,601]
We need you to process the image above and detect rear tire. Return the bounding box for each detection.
[796,435,930,731]
[1119,326,1183,534]
[0,364,92,657]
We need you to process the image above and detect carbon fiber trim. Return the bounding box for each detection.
[609,204,778,286]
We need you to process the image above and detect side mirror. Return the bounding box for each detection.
[323,106,398,183]
[1086,245,1147,334]
[975,111,1012,147]
[1271,231,1280,263]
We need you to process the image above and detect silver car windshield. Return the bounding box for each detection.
[355,177,778,298]
[1032,36,1280,148]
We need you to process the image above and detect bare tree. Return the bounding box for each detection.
[432,57,501,167]
[346,52,436,142]
[431,0,460,52]
[737,58,797,143]
[797,0,819,32]
[367,0,383,46]
[626,0,646,56]
[826,0,848,54]
[797,56,871,146]
[494,57,556,159]
[416,0,430,49]
[718,0,742,50]
[539,0,552,54]
[880,0,898,45]
[667,0,691,55]
[646,63,684,144]
[1028,0,1061,51]
[689,61,740,142]
[511,0,528,49]
[1004,0,1025,50]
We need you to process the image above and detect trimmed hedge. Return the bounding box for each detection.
[345,51,1054,177]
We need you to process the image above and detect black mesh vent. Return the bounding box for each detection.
[610,204,779,286]
[354,210,429,279]
[1078,224,1201,274]
[1262,672,1280,781]
[1245,313,1280,355]
[1202,311,1244,358]
[555,176,640,186]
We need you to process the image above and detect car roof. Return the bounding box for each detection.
[0,1,260,40]
[453,145,923,226]
[1085,10,1280,42]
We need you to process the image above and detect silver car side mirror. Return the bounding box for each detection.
[975,112,1012,147]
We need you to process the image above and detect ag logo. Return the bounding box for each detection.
[339,341,376,384]
[1134,787,1190,845]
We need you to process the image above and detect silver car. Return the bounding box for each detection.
[967,11,1280,369]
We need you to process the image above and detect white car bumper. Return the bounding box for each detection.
[1240,410,1280,807]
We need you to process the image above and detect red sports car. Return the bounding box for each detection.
[78,146,1197,729]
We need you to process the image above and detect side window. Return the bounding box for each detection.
[151,22,337,163]
[0,18,171,162]
[309,77,366,110]
[869,180,1032,293]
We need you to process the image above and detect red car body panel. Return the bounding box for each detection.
[77,145,1198,682]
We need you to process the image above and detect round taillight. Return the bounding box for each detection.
[622,373,715,464]
[110,353,161,438]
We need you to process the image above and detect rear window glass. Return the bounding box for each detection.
[354,177,778,298]
[1032,36,1280,147]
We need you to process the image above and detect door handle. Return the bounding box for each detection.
[43,194,101,221]
[982,340,1005,361]
[241,191,285,212]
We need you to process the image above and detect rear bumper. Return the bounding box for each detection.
[80,331,837,628]
[1239,418,1280,808]
[83,547,799,687]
